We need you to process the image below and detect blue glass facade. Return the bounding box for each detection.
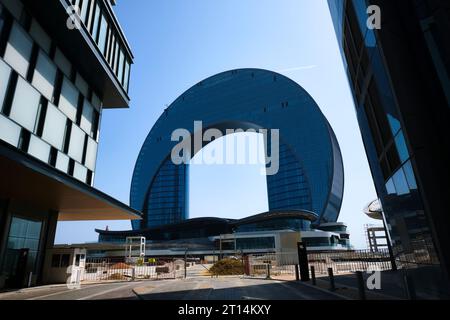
[135,157,188,229]
[131,69,344,229]
[328,0,450,297]
[267,141,312,211]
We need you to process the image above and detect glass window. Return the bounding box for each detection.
[109,34,116,65]
[73,162,87,182]
[59,78,79,121]
[98,13,108,54]
[80,100,94,134]
[9,78,41,132]
[29,19,51,54]
[85,0,96,29]
[0,113,21,147]
[123,59,130,91]
[113,41,119,73]
[80,0,91,24]
[54,48,72,78]
[42,102,66,150]
[68,124,85,162]
[0,59,11,111]
[387,114,401,136]
[85,137,97,171]
[403,160,418,190]
[394,131,409,164]
[60,254,70,268]
[75,73,89,97]
[55,151,69,173]
[91,93,101,110]
[385,178,396,195]
[117,49,124,83]
[392,167,410,196]
[91,3,101,41]
[6,216,42,276]
[4,22,33,78]
[1,0,23,20]
[28,135,51,163]
[51,254,61,268]
[32,50,57,101]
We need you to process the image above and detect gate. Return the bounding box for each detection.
[82,258,184,282]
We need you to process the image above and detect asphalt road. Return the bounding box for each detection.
[0,271,344,300]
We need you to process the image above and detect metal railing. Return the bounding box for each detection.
[246,249,393,278]
[308,249,392,275]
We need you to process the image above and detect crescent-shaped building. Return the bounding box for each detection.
[130,68,344,230]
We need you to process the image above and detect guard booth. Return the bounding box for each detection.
[43,248,87,285]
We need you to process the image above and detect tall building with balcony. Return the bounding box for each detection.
[328,0,450,298]
[0,0,140,289]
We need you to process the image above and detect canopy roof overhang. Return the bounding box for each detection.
[0,141,142,221]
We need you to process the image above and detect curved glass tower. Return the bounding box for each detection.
[131,68,344,229]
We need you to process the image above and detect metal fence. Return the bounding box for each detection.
[82,258,186,282]
[246,249,393,278]
[308,249,392,275]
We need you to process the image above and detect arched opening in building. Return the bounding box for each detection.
[189,131,269,220]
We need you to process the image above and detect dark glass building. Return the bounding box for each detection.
[98,210,318,243]
[328,0,450,298]
[0,0,140,289]
[131,68,344,229]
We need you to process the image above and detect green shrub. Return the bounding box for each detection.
[209,258,244,276]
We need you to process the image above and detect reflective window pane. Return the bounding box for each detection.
[4,22,33,77]
[403,160,418,190]
[91,3,101,41]
[68,124,85,162]
[0,113,21,147]
[75,73,89,97]
[113,41,119,73]
[28,135,51,163]
[392,167,410,196]
[29,19,51,54]
[32,50,57,101]
[85,137,97,171]
[55,151,69,173]
[0,59,11,110]
[42,102,66,150]
[385,178,396,195]
[54,48,72,78]
[9,78,41,132]
[80,0,91,23]
[387,114,401,136]
[98,13,108,54]
[1,0,23,20]
[395,131,409,164]
[117,49,124,83]
[6,216,42,276]
[123,59,130,91]
[73,162,87,183]
[80,100,94,134]
[91,93,101,110]
[59,78,79,121]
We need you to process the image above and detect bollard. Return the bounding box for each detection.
[132,267,135,281]
[295,264,300,281]
[311,266,316,285]
[328,268,336,291]
[356,271,366,300]
[266,263,271,279]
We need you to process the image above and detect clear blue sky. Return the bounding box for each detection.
[55,0,378,249]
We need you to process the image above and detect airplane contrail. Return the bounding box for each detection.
[277,65,317,73]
